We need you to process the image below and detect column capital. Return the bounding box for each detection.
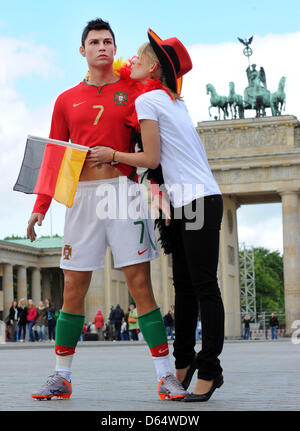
[278,189,300,197]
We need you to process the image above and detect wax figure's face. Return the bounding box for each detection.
[130,53,156,82]
[80,29,117,69]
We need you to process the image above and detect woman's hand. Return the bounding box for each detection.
[86,146,114,167]
[152,193,171,226]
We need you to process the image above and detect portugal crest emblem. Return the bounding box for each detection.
[114,91,128,105]
[63,245,72,260]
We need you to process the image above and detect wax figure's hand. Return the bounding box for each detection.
[86,146,114,167]
[27,213,45,242]
[152,194,171,226]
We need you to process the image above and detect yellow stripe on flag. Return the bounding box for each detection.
[53,147,87,207]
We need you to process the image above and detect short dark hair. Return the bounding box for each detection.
[81,18,115,47]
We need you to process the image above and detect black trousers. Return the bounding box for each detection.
[171,194,225,380]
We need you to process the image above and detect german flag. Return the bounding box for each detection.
[14,135,89,208]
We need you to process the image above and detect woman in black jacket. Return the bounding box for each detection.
[45,298,56,341]
[17,298,27,342]
[8,300,19,341]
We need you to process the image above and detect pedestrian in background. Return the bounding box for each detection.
[108,306,115,340]
[128,304,138,341]
[17,298,27,342]
[269,313,279,340]
[9,300,19,341]
[36,301,48,341]
[45,298,56,342]
[163,310,174,340]
[121,317,129,341]
[26,299,37,342]
[243,314,251,340]
[94,309,105,341]
[111,304,124,341]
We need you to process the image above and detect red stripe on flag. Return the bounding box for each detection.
[33,143,66,196]
[55,345,75,356]
[150,343,169,357]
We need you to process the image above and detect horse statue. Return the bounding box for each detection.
[206,83,229,120]
[270,76,286,116]
[228,82,244,119]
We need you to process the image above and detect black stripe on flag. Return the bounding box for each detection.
[13,137,46,194]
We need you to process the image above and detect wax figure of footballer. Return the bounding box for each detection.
[28,19,187,401]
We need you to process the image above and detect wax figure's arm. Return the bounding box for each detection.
[86,119,160,169]
[27,96,70,242]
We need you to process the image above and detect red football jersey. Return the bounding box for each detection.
[33,78,137,214]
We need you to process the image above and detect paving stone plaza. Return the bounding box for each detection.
[0,338,299,413]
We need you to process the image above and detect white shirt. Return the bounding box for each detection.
[135,89,221,208]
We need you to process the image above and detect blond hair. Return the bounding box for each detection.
[138,42,182,100]
[18,298,26,307]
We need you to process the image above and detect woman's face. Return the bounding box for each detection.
[130,54,156,82]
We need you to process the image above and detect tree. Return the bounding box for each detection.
[253,247,284,315]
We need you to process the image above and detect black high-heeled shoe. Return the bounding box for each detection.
[184,374,224,402]
[181,356,198,390]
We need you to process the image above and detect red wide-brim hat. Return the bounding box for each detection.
[147,28,193,94]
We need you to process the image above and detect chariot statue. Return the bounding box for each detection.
[205,35,287,119]
[243,64,271,117]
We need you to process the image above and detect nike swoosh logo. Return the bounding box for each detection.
[138,248,149,255]
[56,350,72,355]
[158,348,169,354]
[73,101,86,107]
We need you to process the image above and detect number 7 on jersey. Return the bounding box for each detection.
[93,105,104,125]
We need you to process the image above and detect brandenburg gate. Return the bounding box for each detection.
[197,114,300,336]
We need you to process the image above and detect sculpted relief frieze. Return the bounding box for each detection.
[200,127,289,155]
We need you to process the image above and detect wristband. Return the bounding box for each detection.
[111,150,117,162]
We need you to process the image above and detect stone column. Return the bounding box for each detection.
[31,267,41,306]
[3,264,14,318]
[281,191,300,333]
[51,270,63,310]
[219,195,242,338]
[85,269,105,323]
[17,266,27,300]
[104,250,113,319]
[41,270,51,301]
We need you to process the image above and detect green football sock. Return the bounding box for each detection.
[138,307,168,355]
[55,310,85,348]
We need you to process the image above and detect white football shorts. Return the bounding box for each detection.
[60,176,159,271]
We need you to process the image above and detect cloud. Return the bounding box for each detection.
[0,35,64,238]
[237,204,283,253]
[182,31,300,124]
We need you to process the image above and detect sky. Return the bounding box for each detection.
[1,0,299,253]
